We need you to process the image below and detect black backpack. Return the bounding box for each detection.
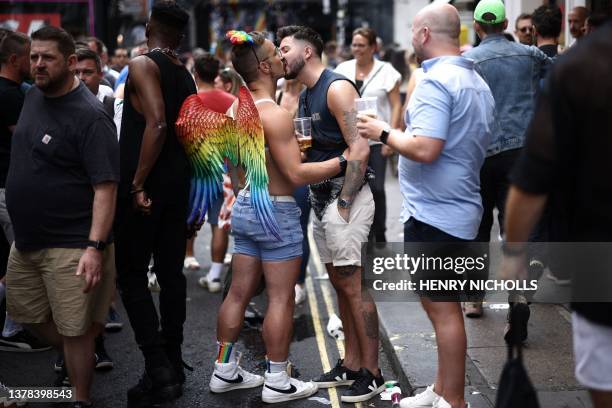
[495,308,540,408]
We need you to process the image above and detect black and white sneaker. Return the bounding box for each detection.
[312,359,359,388]
[54,353,65,372]
[105,307,124,332]
[340,367,385,403]
[95,336,114,371]
[262,370,318,403]
[54,365,71,387]
[209,361,264,393]
[0,330,52,352]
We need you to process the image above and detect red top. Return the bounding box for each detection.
[197,89,236,114]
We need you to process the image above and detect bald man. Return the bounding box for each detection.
[358,4,495,408]
[568,6,589,42]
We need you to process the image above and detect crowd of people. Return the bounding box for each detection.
[0,0,611,407]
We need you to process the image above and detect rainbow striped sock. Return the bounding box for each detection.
[216,341,236,364]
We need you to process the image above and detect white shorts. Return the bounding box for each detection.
[312,185,374,267]
[572,312,612,391]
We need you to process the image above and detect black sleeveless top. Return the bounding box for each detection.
[119,50,196,199]
[298,69,359,164]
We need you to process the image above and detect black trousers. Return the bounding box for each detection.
[115,191,188,365]
[368,144,387,242]
[473,148,523,300]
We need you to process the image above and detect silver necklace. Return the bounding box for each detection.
[150,47,178,59]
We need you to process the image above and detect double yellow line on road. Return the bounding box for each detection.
[305,228,362,408]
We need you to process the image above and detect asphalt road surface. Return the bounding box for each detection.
[0,226,399,408]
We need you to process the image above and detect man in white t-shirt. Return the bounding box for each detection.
[75,48,123,138]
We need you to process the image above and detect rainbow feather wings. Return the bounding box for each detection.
[175,86,281,240]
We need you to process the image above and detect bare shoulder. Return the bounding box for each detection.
[328,80,358,99]
[259,103,293,125]
[129,55,159,78]
[327,80,359,110]
[259,103,293,138]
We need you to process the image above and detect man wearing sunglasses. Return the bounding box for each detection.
[514,13,534,45]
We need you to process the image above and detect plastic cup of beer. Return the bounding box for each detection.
[355,96,378,119]
[294,117,312,151]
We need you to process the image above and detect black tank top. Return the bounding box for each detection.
[298,69,359,164]
[119,50,196,199]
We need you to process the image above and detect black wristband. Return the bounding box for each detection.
[380,133,389,145]
[338,154,348,173]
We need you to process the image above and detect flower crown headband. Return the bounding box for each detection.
[226,30,264,65]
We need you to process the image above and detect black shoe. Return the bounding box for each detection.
[0,330,52,352]
[340,367,385,403]
[73,401,93,408]
[95,336,114,371]
[504,302,531,345]
[127,366,182,408]
[105,307,124,333]
[163,343,193,384]
[54,365,71,387]
[312,359,360,388]
[54,353,64,372]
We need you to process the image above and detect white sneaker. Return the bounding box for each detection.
[183,256,200,270]
[400,384,440,408]
[433,397,470,408]
[209,361,264,393]
[261,370,319,403]
[294,284,306,305]
[147,271,161,292]
[223,252,233,265]
[198,274,222,293]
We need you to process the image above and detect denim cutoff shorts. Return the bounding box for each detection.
[231,191,303,261]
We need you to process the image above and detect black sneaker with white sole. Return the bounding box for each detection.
[95,336,114,371]
[312,359,360,388]
[340,367,385,403]
[54,353,65,372]
[0,330,52,352]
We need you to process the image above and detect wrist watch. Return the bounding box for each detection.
[338,198,353,209]
[87,240,106,251]
[380,126,392,144]
[338,154,347,173]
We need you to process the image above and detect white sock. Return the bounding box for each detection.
[267,359,288,374]
[2,314,22,338]
[0,281,5,304]
[208,262,223,280]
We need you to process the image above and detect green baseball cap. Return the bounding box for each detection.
[474,0,506,24]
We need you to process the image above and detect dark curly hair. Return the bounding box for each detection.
[532,5,562,39]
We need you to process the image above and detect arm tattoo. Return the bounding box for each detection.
[340,160,363,201]
[363,309,379,340]
[336,265,358,278]
[342,109,360,145]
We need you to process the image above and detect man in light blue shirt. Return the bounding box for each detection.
[399,56,494,240]
[357,4,494,408]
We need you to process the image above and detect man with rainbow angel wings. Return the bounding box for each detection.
[177,29,348,403]
[175,83,281,241]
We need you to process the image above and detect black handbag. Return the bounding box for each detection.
[495,307,540,408]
